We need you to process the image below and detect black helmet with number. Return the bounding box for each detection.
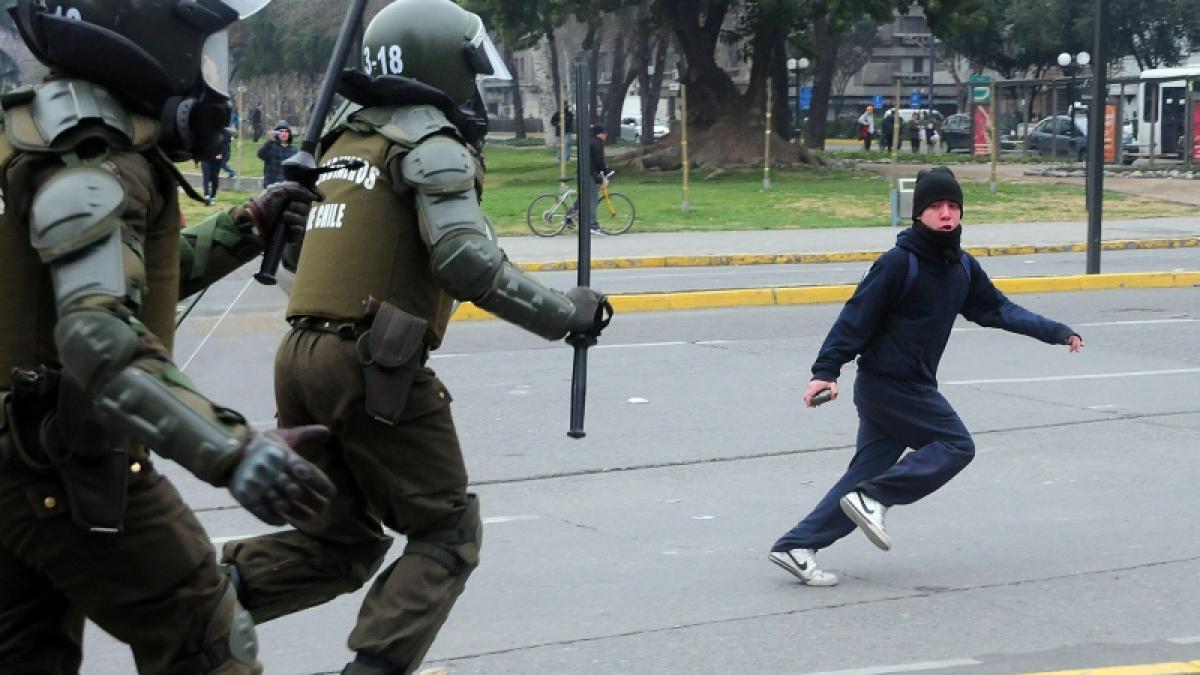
[8,0,272,159]
[360,0,510,110]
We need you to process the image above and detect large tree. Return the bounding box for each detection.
[642,0,984,167]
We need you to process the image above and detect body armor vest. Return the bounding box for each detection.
[287,106,482,349]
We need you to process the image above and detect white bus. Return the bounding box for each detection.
[1134,66,1200,159]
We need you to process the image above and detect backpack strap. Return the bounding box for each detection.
[900,250,919,302]
[960,253,972,287]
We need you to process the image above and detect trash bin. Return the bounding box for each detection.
[891,177,916,227]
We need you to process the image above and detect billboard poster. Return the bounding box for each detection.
[972,103,991,156]
[1103,102,1118,164]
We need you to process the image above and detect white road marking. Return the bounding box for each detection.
[943,368,1200,386]
[1167,635,1200,644]
[799,658,982,675]
[427,318,1200,360]
[208,515,541,546]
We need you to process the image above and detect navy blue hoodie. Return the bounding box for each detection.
[811,227,1074,385]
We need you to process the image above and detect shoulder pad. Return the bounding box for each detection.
[378,105,462,148]
[401,135,475,192]
[29,166,125,262]
[4,80,157,154]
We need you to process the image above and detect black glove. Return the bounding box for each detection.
[239,181,324,242]
[228,425,336,526]
[565,287,612,338]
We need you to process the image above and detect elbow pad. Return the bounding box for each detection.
[430,233,575,340]
[30,167,127,307]
[404,136,576,339]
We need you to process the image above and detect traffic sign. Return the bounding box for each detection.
[799,86,812,111]
[872,94,884,109]
[909,91,923,108]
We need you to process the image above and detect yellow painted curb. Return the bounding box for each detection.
[1022,661,1200,674]
[513,237,1200,273]
[449,271,1200,322]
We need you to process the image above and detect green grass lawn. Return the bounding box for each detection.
[181,143,1200,235]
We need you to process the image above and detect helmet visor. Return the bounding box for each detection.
[214,0,272,19]
[200,31,232,95]
[466,24,511,83]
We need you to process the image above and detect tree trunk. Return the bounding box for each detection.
[666,0,741,128]
[805,15,840,151]
[770,35,790,140]
[631,0,823,169]
[602,26,633,145]
[547,27,562,113]
[503,44,526,139]
[583,23,603,124]
[639,30,669,147]
[534,36,560,148]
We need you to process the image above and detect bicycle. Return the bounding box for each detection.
[526,171,636,237]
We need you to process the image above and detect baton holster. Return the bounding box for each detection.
[7,367,128,533]
[356,301,429,426]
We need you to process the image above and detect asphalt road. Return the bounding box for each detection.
[83,286,1200,674]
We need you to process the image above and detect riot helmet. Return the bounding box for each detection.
[9,0,272,160]
[361,0,510,135]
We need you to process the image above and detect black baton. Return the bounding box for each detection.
[568,57,597,439]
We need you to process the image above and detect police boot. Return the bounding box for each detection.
[340,653,452,675]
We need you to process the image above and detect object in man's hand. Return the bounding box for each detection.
[811,389,834,407]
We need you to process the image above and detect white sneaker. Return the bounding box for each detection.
[840,490,892,551]
[769,548,839,586]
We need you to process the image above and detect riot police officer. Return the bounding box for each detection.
[219,0,610,673]
[0,1,336,673]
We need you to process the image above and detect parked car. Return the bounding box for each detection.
[1024,114,1137,164]
[619,117,669,142]
[939,113,973,153]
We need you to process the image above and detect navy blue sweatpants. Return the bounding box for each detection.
[772,371,975,552]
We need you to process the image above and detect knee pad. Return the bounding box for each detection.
[403,494,481,576]
[202,581,260,673]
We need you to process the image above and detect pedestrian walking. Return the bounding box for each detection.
[258,120,297,187]
[200,127,233,205]
[219,1,611,673]
[551,106,575,161]
[769,166,1084,586]
[250,102,264,142]
[880,108,894,152]
[858,105,875,152]
[588,123,609,235]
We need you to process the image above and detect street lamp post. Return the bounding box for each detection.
[787,57,810,145]
[1057,50,1091,152]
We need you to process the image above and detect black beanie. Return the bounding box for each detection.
[911,166,964,220]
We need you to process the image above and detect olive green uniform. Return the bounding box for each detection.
[222,101,596,672]
[0,82,268,675]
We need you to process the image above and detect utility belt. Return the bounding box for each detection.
[287,315,372,340]
[290,302,432,426]
[1,366,135,534]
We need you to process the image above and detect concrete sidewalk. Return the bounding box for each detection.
[501,217,1200,268]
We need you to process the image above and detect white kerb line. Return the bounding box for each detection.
[943,367,1200,386]
[180,277,255,372]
